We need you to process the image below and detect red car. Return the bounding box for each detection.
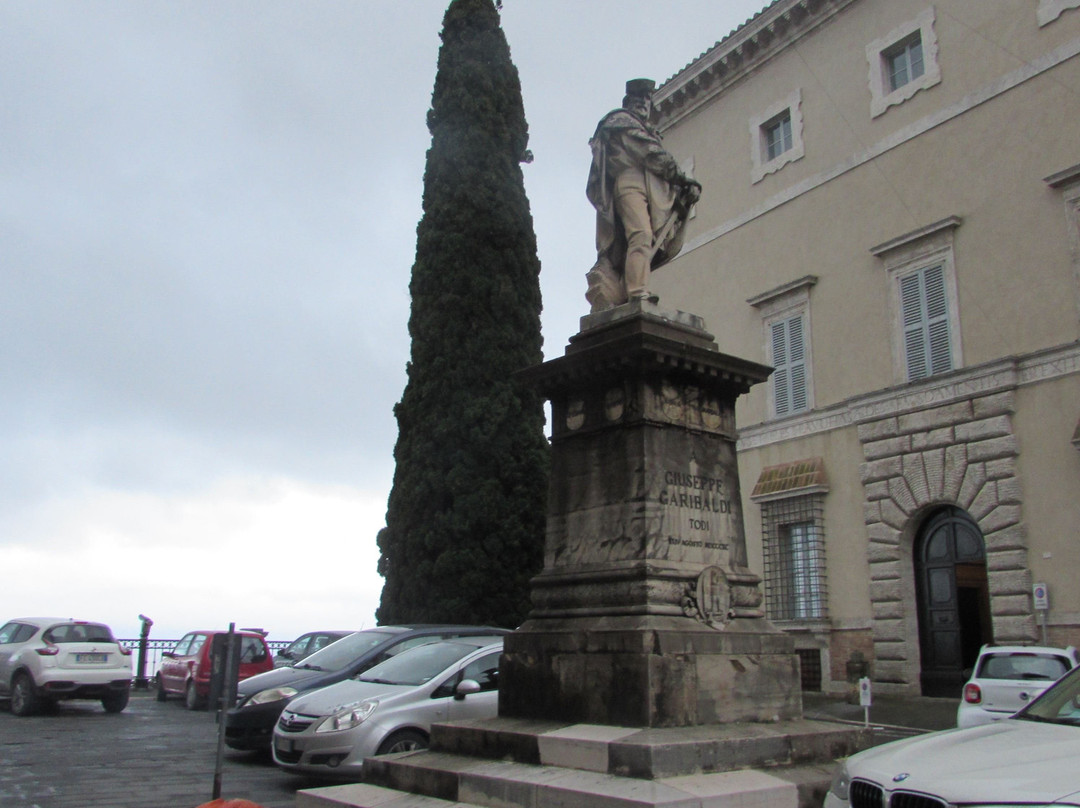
[157,629,273,710]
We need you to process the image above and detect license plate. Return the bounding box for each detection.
[275,737,293,754]
[75,653,108,663]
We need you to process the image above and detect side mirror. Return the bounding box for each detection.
[277,650,292,659]
[162,651,176,659]
[455,679,481,701]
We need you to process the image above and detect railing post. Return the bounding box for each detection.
[135,614,154,690]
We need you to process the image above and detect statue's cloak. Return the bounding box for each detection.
[586,109,689,282]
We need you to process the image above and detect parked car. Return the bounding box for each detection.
[825,663,1080,808]
[157,629,273,710]
[274,631,353,668]
[272,636,503,777]
[224,624,508,751]
[0,617,132,716]
[956,644,1079,727]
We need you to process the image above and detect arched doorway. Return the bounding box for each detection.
[915,507,992,697]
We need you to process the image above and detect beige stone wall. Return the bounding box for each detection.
[1013,373,1080,622]
[829,628,874,687]
[652,0,1080,692]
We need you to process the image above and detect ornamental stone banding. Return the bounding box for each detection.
[857,389,1037,692]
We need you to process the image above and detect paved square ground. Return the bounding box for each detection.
[0,690,341,808]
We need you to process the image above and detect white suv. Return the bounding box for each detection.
[956,644,1078,728]
[0,617,133,715]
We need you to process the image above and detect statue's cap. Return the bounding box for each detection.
[625,78,656,97]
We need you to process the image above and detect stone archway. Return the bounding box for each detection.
[857,389,1037,693]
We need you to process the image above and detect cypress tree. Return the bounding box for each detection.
[376,0,547,628]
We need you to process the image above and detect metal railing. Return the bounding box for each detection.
[118,638,290,687]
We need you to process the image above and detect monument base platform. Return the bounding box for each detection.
[296,716,872,808]
[501,614,802,727]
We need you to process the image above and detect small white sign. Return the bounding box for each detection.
[1033,582,1049,611]
[859,676,872,707]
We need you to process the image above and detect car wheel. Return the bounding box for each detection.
[10,673,39,717]
[102,689,130,714]
[184,680,203,711]
[376,729,428,755]
[155,675,167,702]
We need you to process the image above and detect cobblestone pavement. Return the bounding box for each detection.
[0,690,340,808]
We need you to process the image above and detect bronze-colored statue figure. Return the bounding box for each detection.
[586,78,702,312]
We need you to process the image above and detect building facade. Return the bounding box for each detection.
[651,0,1080,696]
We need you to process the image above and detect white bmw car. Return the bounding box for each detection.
[826,665,1080,807]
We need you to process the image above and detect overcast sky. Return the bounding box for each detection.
[1,0,769,641]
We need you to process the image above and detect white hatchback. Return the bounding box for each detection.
[272,636,502,777]
[0,617,133,715]
[956,644,1078,728]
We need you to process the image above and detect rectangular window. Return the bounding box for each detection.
[764,112,793,161]
[762,495,827,621]
[749,89,804,183]
[866,9,940,117]
[900,264,953,380]
[885,32,924,91]
[771,314,808,417]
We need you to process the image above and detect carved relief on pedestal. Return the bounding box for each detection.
[566,398,586,431]
[649,380,734,435]
[604,386,625,422]
[682,566,732,628]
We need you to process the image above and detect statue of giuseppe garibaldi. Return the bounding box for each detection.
[586,78,701,312]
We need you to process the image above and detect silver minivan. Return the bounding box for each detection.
[271,636,502,777]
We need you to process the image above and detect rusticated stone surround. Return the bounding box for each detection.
[857,389,1037,691]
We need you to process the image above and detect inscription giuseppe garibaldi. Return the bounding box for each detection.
[657,470,732,513]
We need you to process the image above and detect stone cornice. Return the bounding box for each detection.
[655,0,862,130]
[869,217,963,259]
[747,274,819,308]
[738,340,1080,450]
[523,305,773,402]
[1045,162,1080,189]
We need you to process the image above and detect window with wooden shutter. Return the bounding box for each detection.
[900,264,953,381]
[771,314,807,417]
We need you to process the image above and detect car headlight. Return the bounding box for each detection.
[316,699,379,733]
[246,686,298,706]
[829,761,851,801]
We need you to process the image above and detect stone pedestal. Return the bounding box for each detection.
[296,302,864,808]
[500,300,802,727]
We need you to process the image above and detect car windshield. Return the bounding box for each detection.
[357,641,483,687]
[1015,666,1080,725]
[978,652,1070,681]
[43,623,114,643]
[293,630,396,672]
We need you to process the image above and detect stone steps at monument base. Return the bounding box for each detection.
[427,716,867,779]
[296,756,838,808]
[294,718,865,808]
